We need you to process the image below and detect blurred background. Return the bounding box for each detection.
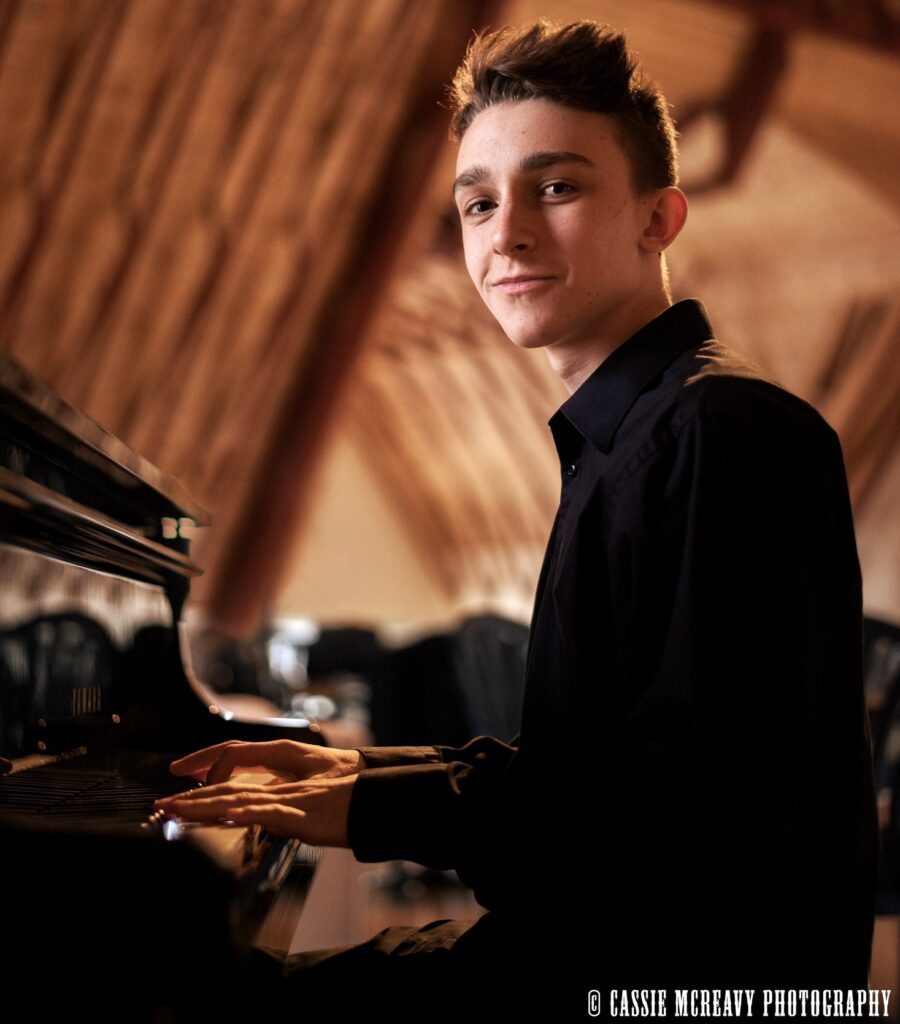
[1,0,898,993]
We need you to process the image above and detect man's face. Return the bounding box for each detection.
[454,99,656,357]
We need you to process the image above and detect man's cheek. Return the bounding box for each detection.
[464,260,485,297]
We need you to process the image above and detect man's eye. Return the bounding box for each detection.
[464,199,495,217]
[541,181,574,197]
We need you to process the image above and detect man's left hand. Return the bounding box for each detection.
[153,773,357,846]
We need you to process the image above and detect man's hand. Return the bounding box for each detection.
[168,739,367,785]
[153,773,357,845]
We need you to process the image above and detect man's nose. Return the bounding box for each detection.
[491,198,535,256]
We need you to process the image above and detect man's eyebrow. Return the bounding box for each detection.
[452,150,595,196]
[452,164,491,195]
[519,150,595,174]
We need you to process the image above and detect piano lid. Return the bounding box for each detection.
[0,353,209,528]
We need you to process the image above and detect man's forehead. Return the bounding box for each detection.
[453,101,621,180]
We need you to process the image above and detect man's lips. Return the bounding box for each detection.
[492,275,554,295]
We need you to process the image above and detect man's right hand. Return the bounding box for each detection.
[168,739,367,785]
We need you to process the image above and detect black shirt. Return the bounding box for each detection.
[348,299,878,986]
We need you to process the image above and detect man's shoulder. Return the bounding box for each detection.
[667,338,835,447]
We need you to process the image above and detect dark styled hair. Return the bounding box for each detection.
[448,20,678,193]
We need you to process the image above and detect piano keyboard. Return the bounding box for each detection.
[0,751,196,828]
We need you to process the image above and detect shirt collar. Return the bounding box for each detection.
[550,299,714,455]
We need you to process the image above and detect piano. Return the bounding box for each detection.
[0,353,321,1018]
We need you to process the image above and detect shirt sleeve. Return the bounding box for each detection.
[347,735,518,868]
[353,745,443,769]
[354,734,519,770]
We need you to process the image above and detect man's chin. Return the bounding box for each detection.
[500,328,556,351]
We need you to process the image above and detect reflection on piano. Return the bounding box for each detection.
[0,354,321,1018]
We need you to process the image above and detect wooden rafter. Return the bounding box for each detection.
[698,0,900,54]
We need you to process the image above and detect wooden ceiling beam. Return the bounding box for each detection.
[697,0,900,55]
[204,0,496,635]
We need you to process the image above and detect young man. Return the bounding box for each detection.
[157,21,878,1015]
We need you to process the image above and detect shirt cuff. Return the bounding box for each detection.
[354,745,443,768]
[347,762,456,867]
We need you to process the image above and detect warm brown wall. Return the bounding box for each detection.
[0,0,488,633]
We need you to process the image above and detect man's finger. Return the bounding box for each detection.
[155,784,270,814]
[169,741,241,778]
[171,741,291,784]
[227,804,307,838]
[204,744,280,785]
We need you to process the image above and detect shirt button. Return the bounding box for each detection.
[475,752,486,761]
[565,463,578,479]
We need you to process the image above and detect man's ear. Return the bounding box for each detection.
[640,186,688,254]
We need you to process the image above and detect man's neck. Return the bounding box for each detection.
[546,291,673,395]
